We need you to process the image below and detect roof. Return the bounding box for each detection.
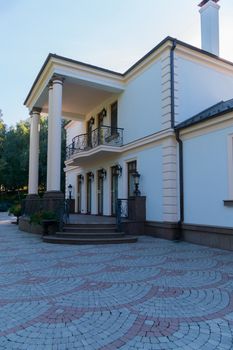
[24,36,233,106]
[175,98,233,130]
[199,0,219,7]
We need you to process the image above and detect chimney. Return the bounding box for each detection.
[199,0,220,56]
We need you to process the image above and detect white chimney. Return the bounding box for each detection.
[199,0,220,56]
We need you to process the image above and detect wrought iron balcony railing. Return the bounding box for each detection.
[66,125,123,160]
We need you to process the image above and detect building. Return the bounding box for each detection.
[24,0,233,249]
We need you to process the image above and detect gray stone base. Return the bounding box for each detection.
[19,216,43,234]
[182,223,233,251]
[43,191,64,213]
[144,221,181,240]
[144,221,233,251]
[122,221,145,235]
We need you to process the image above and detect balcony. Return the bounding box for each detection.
[66,125,124,164]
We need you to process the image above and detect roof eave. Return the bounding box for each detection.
[175,107,233,131]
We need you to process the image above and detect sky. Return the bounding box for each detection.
[1,0,233,126]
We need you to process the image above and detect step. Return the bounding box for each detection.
[43,235,138,245]
[55,232,125,239]
[63,227,117,233]
[64,224,117,229]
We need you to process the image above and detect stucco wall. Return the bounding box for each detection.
[66,121,85,146]
[176,55,233,124]
[118,61,162,144]
[64,143,163,222]
[183,125,233,227]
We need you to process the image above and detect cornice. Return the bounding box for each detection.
[175,44,233,76]
[24,36,233,111]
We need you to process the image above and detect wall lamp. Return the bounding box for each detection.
[133,171,141,196]
[68,184,73,199]
[90,117,95,125]
[99,168,107,179]
[101,108,107,117]
[79,174,84,181]
[115,164,122,177]
[88,172,94,181]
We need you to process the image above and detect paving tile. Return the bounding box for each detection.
[0,212,233,349]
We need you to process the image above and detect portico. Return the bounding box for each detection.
[25,54,124,201]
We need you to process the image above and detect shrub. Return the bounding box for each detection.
[8,203,22,224]
[30,211,57,225]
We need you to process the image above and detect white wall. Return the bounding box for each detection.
[66,121,85,146]
[183,124,233,227]
[118,61,162,144]
[64,143,163,221]
[176,55,233,124]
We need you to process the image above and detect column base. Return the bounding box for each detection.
[26,194,39,199]
[43,191,64,213]
[24,194,42,216]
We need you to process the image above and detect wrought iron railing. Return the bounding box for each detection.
[66,125,123,160]
[116,198,130,232]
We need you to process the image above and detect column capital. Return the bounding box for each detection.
[30,107,42,116]
[50,75,65,86]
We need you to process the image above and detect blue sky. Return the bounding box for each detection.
[1,0,233,126]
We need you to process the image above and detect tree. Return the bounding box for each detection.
[0,113,6,189]
[1,120,30,190]
[0,115,67,192]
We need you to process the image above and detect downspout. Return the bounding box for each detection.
[175,129,184,225]
[170,39,176,129]
[170,39,184,238]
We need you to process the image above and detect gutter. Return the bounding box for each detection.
[170,39,177,129]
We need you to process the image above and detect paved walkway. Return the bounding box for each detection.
[0,213,233,349]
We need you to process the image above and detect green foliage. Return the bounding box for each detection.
[30,210,57,225]
[0,116,66,192]
[0,120,30,190]
[9,203,22,217]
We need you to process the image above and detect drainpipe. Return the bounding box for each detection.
[170,39,183,239]
[170,39,177,129]
[175,129,184,226]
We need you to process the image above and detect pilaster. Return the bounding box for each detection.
[161,51,179,127]
[162,136,179,222]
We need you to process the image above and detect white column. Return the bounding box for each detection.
[46,82,53,190]
[28,108,41,195]
[47,76,64,192]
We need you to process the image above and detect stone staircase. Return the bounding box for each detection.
[43,222,138,245]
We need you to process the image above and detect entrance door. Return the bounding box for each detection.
[86,173,92,214]
[111,166,118,216]
[97,170,104,215]
[77,175,82,213]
